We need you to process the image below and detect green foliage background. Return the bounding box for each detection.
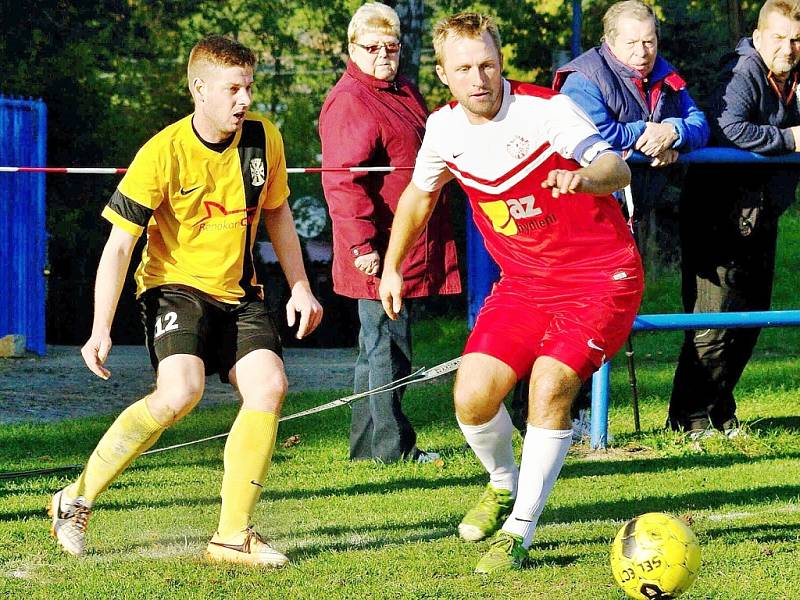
[0,0,756,343]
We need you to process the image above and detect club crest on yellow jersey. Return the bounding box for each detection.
[250,158,265,187]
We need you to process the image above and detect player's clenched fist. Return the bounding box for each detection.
[541,169,585,198]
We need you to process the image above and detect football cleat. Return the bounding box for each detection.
[49,488,92,556]
[458,483,514,542]
[206,526,289,568]
[474,530,528,574]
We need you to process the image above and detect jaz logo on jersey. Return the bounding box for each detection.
[506,135,530,160]
[250,158,265,187]
[479,194,556,236]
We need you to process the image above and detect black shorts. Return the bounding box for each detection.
[139,285,282,383]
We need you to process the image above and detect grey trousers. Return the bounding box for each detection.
[349,299,417,462]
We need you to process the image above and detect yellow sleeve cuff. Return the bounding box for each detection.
[263,189,289,211]
[102,205,145,238]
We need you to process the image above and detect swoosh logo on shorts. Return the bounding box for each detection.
[587,338,605,352]
[180,185,201,195]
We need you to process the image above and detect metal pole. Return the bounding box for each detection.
[572,0,583,58]
[590,361,611,449]
[625,338,641,433]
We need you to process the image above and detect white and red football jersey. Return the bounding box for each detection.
[412,79,637,281]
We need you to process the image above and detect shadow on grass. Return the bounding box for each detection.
[0,506,47,522]
[703,521,800,544]
[560,450,800,480]
[299,516,455,539]
[269,472,486,502]
[749,416,800,432]
[544,484,800,526]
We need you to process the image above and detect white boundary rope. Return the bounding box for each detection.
[0,357,461,479]
[0,166,411,174]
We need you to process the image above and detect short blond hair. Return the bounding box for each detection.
[758,0,800,29]
[187,35,256,92]
[432,12,501,67]
[603,0,658,43]
[348,2,401,43]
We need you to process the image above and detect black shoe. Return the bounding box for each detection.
[667,413,710,433]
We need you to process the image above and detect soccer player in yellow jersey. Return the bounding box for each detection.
[48,35,323,568]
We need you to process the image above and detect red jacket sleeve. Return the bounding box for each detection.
[320,91,381,257]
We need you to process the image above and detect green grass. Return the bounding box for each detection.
[2,374,799,599]
[2,212,800,599]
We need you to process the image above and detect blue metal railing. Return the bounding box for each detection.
[589,310,800,449]
[628,147,800,164]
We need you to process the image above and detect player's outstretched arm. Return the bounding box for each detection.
[81,225,138,380]
[264,201,323,339]
[379,182,439,320]
[541,152,631,198]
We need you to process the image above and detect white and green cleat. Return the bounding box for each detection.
[474,530,528,574]
[49,488,92,556]
[458,483,514,542]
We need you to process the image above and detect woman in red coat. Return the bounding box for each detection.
[319,2,460,463]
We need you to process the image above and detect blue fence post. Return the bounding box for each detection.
[466,202,500,329]
[571,0,583,58]
[590,362,611,449]
[31,99,47,354]
[0,94,47,355]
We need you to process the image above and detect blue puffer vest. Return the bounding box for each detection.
[553,43,688,125]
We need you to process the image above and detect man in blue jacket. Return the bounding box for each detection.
[669,0,800,436]
[554,1,708,171]
[549,0,708,440]
[553,0,708,233]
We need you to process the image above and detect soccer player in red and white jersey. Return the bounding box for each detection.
[379,13,644,574]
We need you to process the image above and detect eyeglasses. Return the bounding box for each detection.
[352,42,401,55]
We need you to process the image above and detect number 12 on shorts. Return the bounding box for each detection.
[154,311,179,338]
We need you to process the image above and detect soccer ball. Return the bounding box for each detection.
[610,512,701,599]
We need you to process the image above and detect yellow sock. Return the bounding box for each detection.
[66,398,165,505]
[216,408,279,539]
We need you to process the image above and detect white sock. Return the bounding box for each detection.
[457,405,519,495]
[502,425,572,547]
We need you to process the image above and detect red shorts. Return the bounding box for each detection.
[464,262,643,381]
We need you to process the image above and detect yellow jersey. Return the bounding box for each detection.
[102,113,289,302]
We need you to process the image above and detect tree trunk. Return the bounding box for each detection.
[393,0,424,84]
[727,0,742,48]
